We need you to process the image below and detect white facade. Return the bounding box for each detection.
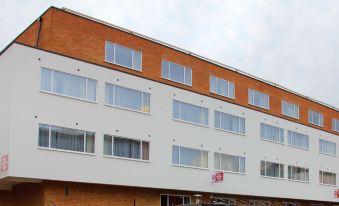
[0,44,338,202]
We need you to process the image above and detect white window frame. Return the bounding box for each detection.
[40,68,97,103]
[209,75,235,99]
[248,89,270,110]
[319,139,336,156]
[308,110,324,127]
[260,123,284,144]
[172,145,209,170]
[214,111,245,135]
[287,165,309,183]
[37,123,95,155]
[282,100,300,119]
[260,160,284,179]
[319,170,336,186]
[103,135,150,162]
[214,152,246,174]
[333,118,339,132]
[105,41,142,71]
[172,100,209,127]
[161,60,192,86]
[160,194,191,206]
[287,130,309,150]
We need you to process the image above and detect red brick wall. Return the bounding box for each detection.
[0,181,335,206]
[15,7,339,136]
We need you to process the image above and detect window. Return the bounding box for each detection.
[288,166,309,182]
[248,89,269,110]
[249,200,271,206]
[41,68,97,101]
[214,111,245,134]
[319,171,336,186]
[214,153,245,173]
[173,100,208,126]
[161,60,192,85]
[288,131,309,149]
[172,146,208,168]
[260,123,284,144]
[260,161,284,179]
[105,83,150,113]
[308,110,324,127]
[282,100,299,119]
[319,139,336,156]
[160,195,190,206]
[210,76,235,99]
[103,135,149,161]
[38,124,95,154]
[105,42,142,71]
[333,118,339,132]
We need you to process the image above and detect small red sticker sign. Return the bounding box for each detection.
[0,154,9,173]
[335,189,339,198]
[212,172,224,183]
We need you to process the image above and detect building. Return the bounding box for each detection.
[0,6,338,206]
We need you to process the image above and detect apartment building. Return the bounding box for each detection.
[0,6,338,206]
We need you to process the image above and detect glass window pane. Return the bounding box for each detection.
[50,126,85,152]
[161,60,170,78]
[38,124,50,147]
[142,93,151,113]
[52,71,86,99]
[103,135,112,156]
[115,44,133,68]
[170,62,185,83]
[114,137,141,159]
[184,68,192,85]
[87,79,97,101]
[210,76,217,93]
[85,132,95,153]
[41,68,52,91]
[172,145,179,164]
[133,51,142,71]
[115,85,142,111]
[105,42,115,63]
[105,83,114,105]
[142,141,149,160]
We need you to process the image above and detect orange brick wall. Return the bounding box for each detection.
[14,7,339,136]
[0,181,335,206]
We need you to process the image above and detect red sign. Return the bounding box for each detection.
[335,189,339,198]
[0,154,9,173]
[212,172,224,183]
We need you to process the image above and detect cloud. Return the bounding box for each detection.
[1,0,338,107]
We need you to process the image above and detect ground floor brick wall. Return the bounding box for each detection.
[0,180,336,206]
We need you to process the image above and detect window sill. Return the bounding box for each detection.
[214,169,246,176]
[104,60,142,72]
[319,183,337,187]
[172,164,209,171]
[103,155,150,163]
[319,152,336,157]
[260,175,284,181]
[287,144,309,151]
[260,138,284,145]
[248,103,270,111]
[214,128,245,136]
[172,118,209,128]
[282,113,299,120]
[308,122,324,128]
[162,77,192,87]
[104,104,151,115]
[287,179,310,184]
[37,147,96,156]
[40,90,98,104]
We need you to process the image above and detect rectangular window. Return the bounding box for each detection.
[288,166,309,182]
[173,100,208,126]
[288,131,309,149]
[161,60,192,86]
[319,171,336,186]
[160,195,191,206]
[214,153,245,173]
[319,139,336,156]
[210,76,235,99]
[172,146,208,168]
[260,161,284,179]
[308,110,324,127]
[105,42,142,71]
[38,124,95,154]
[248,89,269,110]
[105,83,150,113]
[103,135,149,161]
[333,118,339,132]
[214,111,245,134]
[249,200,272,206]
[260,123,284,144]
[40,68,97,102]
[282,100,299,119]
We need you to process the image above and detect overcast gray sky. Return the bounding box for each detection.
[1,0,338,108]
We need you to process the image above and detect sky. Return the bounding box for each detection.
[1,0,338,108]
